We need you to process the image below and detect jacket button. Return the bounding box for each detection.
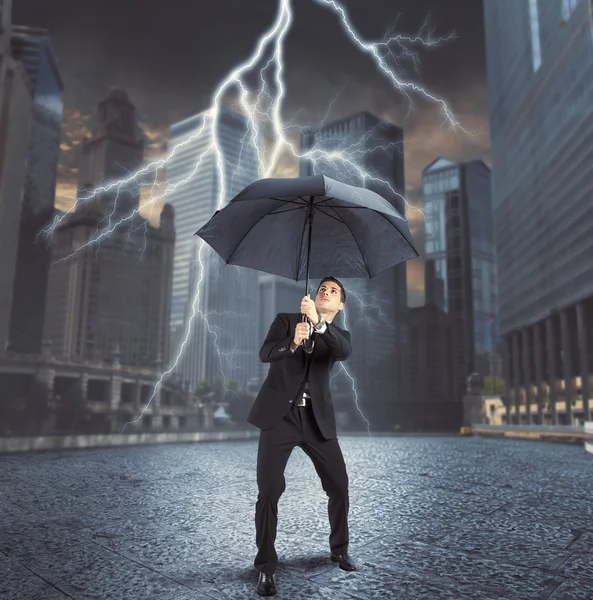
[296,380,301,385]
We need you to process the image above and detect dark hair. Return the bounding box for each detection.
[316,276,346,303]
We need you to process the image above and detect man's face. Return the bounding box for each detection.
[315,280,344,316]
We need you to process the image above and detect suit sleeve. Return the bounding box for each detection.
[318,323,351,361]
[259,313,296,363]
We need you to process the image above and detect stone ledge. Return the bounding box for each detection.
[0,430,260,454]
[472,423,593,447]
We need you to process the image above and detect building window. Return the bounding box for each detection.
[562,0,581,21]
[528,0,542,72]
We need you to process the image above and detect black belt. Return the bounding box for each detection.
[295,390,311,407]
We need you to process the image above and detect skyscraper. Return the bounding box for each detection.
[0,0,33,355]
[8,25,63,354]
[167,108,260,390]
[299,111,409,429]
[43,89,174,367]
[483,0,593,424]
[422,158,498,398]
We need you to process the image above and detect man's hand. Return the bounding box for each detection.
[300,295,319,325]
[292,322,310,347]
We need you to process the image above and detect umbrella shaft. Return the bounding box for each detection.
[301,201,314,346]
[304,199,314,297]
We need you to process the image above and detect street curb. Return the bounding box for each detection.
[0,430,260,454]
[472,425,593,447]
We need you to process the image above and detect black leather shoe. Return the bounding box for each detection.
[256,572,276,596]
[330,552,357,571]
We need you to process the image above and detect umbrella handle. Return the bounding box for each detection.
[301,313,315,353]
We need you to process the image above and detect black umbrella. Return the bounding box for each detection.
[195,174,419,296]
[195,174,419,354]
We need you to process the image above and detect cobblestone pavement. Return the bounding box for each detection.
[1,435,593,600]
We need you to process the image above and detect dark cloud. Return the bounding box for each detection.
[13,0,488,305]
[14,0,485,122]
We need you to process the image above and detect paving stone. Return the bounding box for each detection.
[52,559,192,600]
[546,578,593,600]
[1,436,593,599]
[567,532,593,555]
[15,540,124,583]
[360,537,564,598]
[434,514,576,571]
[0,518,88,560]
[555,551,593,581]
[0,552,70,600]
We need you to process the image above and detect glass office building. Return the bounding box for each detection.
[299,111,409,428]
[167,108,261,390]
[8,26,63,354]
[422,158,498,395]
[483,0,593,423]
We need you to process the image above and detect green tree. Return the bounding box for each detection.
[193,379,212,400]
[483,375,505,396]
[226,391,252,423]
[212,377,225,403]
[226,379,240,393]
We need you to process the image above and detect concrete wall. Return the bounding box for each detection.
[0,429,259,454]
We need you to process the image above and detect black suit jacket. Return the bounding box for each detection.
[247,312,352,440]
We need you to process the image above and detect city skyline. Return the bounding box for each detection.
[12,0,491,307]
[2,0,592,433]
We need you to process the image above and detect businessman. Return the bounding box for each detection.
[247,276,356,597]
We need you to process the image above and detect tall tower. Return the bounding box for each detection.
[43,89,174,367]
[8,25,63,354]
[78,88,143,215]
[167,108,261,390]
[421,158,498,399]
[299,111,409,430]
[483,0,593,424]
[0,0,33,355]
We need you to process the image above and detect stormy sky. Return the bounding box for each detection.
[13,0,490,306]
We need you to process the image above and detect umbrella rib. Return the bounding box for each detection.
[334,211,372,278]
[324,205,374,209]
[315,203,372,277]
[314,206,345,224]
[226,198,308,264]
[374,209,418,254]
[225,216,269,265]
[270,196,308,205]
[268,205,308,215]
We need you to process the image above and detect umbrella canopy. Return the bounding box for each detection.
[195,174,419,289]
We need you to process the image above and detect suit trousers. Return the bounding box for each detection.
[254,402,349,575]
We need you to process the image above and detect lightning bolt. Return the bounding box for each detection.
[346,289,396,330]
[45,0,467,433]
[331,300,372,434]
